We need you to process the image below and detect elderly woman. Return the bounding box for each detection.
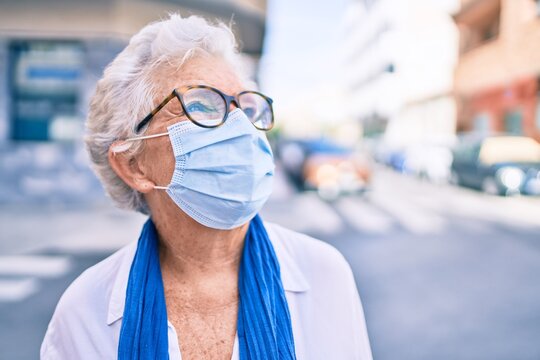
[41,13,372,360]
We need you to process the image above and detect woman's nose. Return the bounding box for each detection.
[230,99,240,112]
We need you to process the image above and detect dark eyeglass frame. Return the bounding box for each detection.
[135,84,274,133]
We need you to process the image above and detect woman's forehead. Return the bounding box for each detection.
[154,56,245,96]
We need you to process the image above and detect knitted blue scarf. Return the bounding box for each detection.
[118,214,296,359]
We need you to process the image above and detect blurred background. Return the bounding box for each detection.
[1,0,540,359]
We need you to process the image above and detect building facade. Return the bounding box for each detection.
[454,0,540,141]
[0,0,266,204]
[343,0,459,149]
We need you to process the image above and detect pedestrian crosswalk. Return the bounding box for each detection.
[0,255,71,302]
[366,192,446,235]
[0,278,39,302]
[334,197,394,234]
[263,170,540,237]
[264,191,450,236]
[1,168,539,304]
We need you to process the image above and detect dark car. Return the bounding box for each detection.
[450,135,540,196]
[276,138,372,199]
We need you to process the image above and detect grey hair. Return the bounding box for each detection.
[85,12,249,214]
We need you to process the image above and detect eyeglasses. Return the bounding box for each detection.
[135,85,274,133]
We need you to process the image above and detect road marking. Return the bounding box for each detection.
[369,191,447,235]
[335,197,395,234]
[0,278,39,302]
[263,192,344,235]
[0,255,71,278]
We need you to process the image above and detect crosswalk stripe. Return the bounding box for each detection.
[0,279,39,302]
[263,192,345,235]
[368,191,447,234]
[335,197,395,234]
[0,255,71,278]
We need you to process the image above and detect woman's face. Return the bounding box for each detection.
[137,55,246,194]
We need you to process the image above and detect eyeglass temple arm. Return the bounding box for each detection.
[135,91,179,133]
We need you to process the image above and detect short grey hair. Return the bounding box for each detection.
[85,13,248,213]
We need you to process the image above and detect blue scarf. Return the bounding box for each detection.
[118,214,297,359]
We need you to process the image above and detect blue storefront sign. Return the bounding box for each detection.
[9,40,84,141]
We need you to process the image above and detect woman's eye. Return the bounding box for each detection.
[243,107,257,118]
[186,101,214,113]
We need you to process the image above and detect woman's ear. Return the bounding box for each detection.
[108,141,156,194]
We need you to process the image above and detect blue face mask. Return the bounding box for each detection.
[130,109,275,229]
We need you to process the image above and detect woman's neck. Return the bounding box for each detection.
[152,204,248,280]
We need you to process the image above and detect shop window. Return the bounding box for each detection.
[504,110,523,135]
[473,113,491,135]
[8,40,84,141]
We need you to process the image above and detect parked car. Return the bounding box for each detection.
[450,135,540,196]
[523,167,540,195]
[277,138,372,200]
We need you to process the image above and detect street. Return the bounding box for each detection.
[1,166,540,360]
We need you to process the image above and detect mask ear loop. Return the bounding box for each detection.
[123,131,169,142]
[110,131,169,153]
[110,132,171,189]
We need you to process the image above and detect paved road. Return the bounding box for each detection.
[267,169,540,360]
[1,167,539,359]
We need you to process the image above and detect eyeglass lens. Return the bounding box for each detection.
[181,87,272,129]
[182,87,226,126]
[238,92,273,130]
